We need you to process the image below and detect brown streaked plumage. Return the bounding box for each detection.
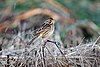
[33,18,55,38]
[28,18,55,45]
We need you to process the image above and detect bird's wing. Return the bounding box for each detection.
[33,24,50,36]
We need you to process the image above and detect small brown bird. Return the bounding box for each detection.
[28,18,55,45]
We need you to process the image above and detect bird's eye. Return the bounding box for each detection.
[48,19,51,23]
[45,18,54,24]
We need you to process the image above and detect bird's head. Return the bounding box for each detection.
[45,18,55,25]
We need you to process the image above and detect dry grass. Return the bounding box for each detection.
[0,31,100,67]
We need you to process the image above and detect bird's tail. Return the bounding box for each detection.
[27,35,41,45]
[27,36,37,45]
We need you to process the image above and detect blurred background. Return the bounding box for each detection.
[0,0,100,48]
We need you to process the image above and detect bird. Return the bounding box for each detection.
[28,17,55,45]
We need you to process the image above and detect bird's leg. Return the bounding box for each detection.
[40,39,47,67]
[46,40,68,63]
[41,45,46,67]
[27,37,36,45]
